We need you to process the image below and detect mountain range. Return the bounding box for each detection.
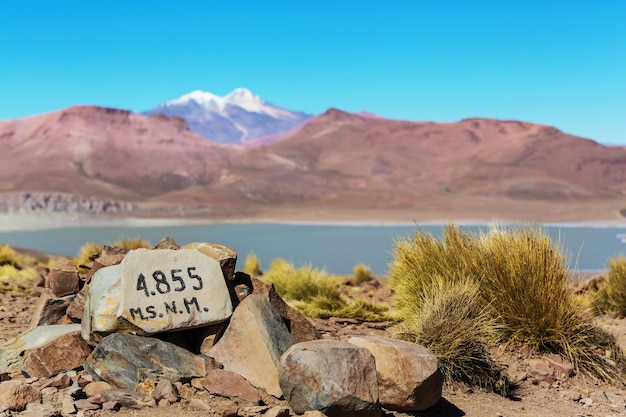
[142,88,312,144]
[0,91,625,223]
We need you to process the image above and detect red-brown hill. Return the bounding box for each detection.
[0,106,624,222]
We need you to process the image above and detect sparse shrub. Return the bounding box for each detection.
[393,276,507,393]
[0,244,21,267]
[115,236,150,251]
[75,242,104,267]
[389,223,626,387]
[0,264,39,292]
[74,236,150,268]
[243,253,262,276]
[596,255,626,317]
[262,258,388,321]
[353,263,376,282]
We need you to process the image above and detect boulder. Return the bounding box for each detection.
[82,247,233,344]
[84,333,205,390]
[22,331,91,378]
[279,340,380,417]
[0,324,82,373]
[348,336,442,411]
[209,295,295,398]
[117,248,233,333]
[250,276,320,343]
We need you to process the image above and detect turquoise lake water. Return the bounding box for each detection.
[1,223,625,275]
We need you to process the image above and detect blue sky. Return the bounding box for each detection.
[1,1,624,144]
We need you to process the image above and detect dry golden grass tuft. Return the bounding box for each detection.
[261,258,388,321]
[389,223,626,389]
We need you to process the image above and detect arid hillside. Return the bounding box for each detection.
[0,106,625,223]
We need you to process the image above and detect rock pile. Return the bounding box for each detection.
[0,237,443,416]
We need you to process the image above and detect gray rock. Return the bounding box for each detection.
[101,388,156,409]
[348,336,442,411]
[84,333,204,390]
[279,340,380,417]
[209,295,295,398]
[29,288,74,328]
[0,324,82,373]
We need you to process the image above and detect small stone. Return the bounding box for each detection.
[543,354,575,378]
[153,237,180,250]
[559,389,582,401]
[61,395,77,415]
[152,379,179,403]
[240,405,269,416]
[200,369,262,405]
[20,402,59,417]
[264,406,291,417]
[102,401,121,411]
[188,398,213,411]
[213,399,239,417]
[589,390,608,405]
[195,354,223,375]
[303,411,328,417]
[43,372,72,389]
[181,242,237,281]
[74,398,100,410]
[84,381,112,397]
[101,388,156,409]
[0,380,42,411]
[46,259,80,297]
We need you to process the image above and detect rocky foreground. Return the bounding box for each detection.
[0,238,443,417]
[2,239,626,417]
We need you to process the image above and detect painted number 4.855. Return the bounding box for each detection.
[136,267,203,297]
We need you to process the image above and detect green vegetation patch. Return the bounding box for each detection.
[261,258,388,321]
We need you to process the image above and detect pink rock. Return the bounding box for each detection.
[200,369,261,405]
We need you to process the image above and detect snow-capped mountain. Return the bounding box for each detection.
[143,88,313,144]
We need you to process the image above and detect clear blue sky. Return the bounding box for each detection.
[1,1,624,144]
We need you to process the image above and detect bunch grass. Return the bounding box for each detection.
[389,223,626,387]
[262,258,388,321]
[597,255,626,318]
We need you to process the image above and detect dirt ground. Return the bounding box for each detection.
[3,282,626,417]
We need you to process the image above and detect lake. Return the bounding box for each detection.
[1,223,625,275]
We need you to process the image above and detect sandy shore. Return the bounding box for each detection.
[0,211,625,233]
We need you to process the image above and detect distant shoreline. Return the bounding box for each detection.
[0,212,625,233]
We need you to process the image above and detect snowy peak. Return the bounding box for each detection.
[166,90,226,111]
[162,88,291,118]
[144,87,313,144]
